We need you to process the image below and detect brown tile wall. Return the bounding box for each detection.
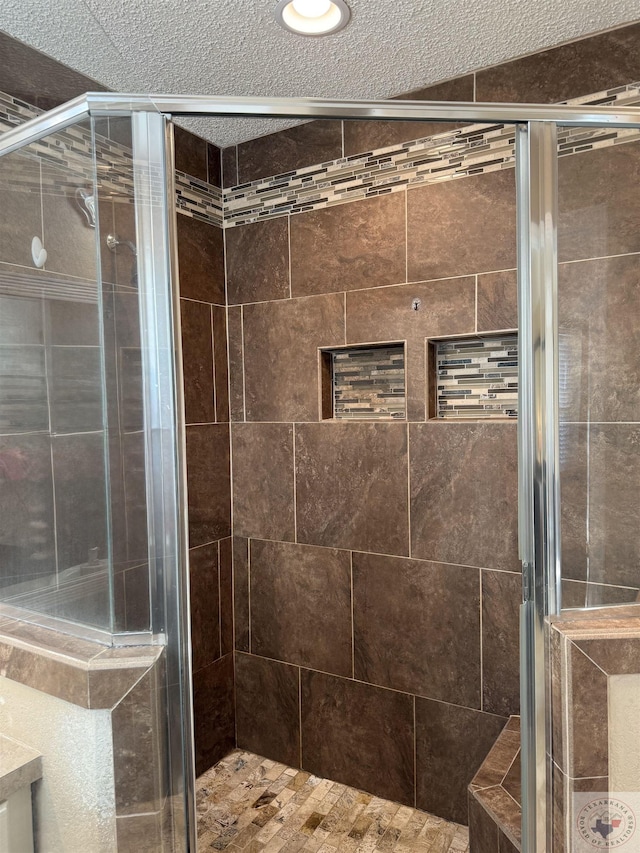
[225,21,640,827]
[227,151,519,825]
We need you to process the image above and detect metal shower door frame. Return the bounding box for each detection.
[3,93,640,853]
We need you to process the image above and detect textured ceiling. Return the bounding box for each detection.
[0,0,639,147]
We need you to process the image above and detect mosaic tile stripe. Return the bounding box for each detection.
[332,345,405,420]
[436,335,518,419]
[2,82,640,233]
[223,81,640,228]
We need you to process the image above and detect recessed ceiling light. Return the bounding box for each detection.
[274,0,351,36]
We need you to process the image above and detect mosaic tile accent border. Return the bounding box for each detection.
[2,82,640,233]
[224,81,640,228]
[331,345,405,420]
[436,335,518,419]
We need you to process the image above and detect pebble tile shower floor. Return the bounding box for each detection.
[196,750,470,852]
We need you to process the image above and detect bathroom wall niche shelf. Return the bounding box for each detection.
[429,334,518,420]
[320,343,406,420]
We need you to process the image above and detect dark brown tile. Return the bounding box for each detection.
[468,794,499,852]
[212,306,229,423]
[301,669,414,806]
[343,76,475,156]
[502,752,521,806]
[231,423,295,541]
[407,170,516,282]
[562,580,640,609]
[189,543,220,672]
[0,29,107,111]
[116,812,163,853]
[227,305,245,422]
[173,126,207,182]
[42,190,98,280]
[242,293,344,422]
[250,539,352,676]
[233,536,250,652]
[477,270,518,333]
[295,422,409,555]
[499,830,519,853]
[558,424,588,583]
[416,699,506,824]
[409,422,519,571]
[49,346,102,433]
[180,298,215,425]
[185,424,231,547]
[589,424,640,589]
[353,553,481,706]
[558,255,640,422]
[290,193,406,297]
[568,643,608,779]
[52,433,108,574]
[0,179,42,268]
[346,276,476,420]
[207,143,222,188]
[550,627,565,773]
[46,297,99,346]
[112,664,163,815]
[235,652,300,767]
[476,22,640,104]
[177,214,225,304]
[575,637,640,676]
[219,537,233,657]
[193,653,235,776]
[470,726,520,791]
[482,570,521,716]
[237,120,343,184]
[473,786,521,848]
[226,218,290,305]
[222,146,238,189]
[123,562,151,633]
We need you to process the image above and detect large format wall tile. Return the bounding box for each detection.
[301,670,414,806]
[588,424,640,589]
[235,652,300,767]
[407,170,516,282]
[353,553,481,707]
[346,277,475,420]
[410,422,518,570]
[558,255,640,423]
[236,120,343,184]
[295,422,409,555]
[0,181,42,268]
[250,539,352,676]
[180,298,215,425]
[242,293,344,421]
[481,570,520,716]
[188,543,219,673]
[43,191,98,280]
[559,423,589,583]
[477,270,517,332]
[192,654,235,776]
[177,215,225,304]
[231,423,295,541]
[559,142,640,264]
[225,217,290,305]
[185,424,231,547]
[415,699,506,824]
[476,22,640,104]
[568,644,608,779]
[212,306,229,423]
[233,537,250,653]
[174,126,208,182]
[227,305,245,422]
[343,76,475,157]
[290,194,406,297]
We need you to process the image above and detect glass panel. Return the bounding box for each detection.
[0,118,114,632]
[557,129,640,609]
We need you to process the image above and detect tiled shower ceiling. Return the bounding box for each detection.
[0,0,638,146]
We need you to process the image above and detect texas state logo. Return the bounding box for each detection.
[575,797,636,849]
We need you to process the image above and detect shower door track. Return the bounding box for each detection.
[3,93,640,853]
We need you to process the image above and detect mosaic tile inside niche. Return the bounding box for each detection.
[331,345,405,420]
[436,335,518,419]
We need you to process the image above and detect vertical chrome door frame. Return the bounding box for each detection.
[132,111,196,853]
[517,120,562,853]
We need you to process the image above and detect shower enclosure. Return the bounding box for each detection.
[1,91,639,853]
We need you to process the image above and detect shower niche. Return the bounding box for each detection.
[320,342,406,420]
[429,334,518,420]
